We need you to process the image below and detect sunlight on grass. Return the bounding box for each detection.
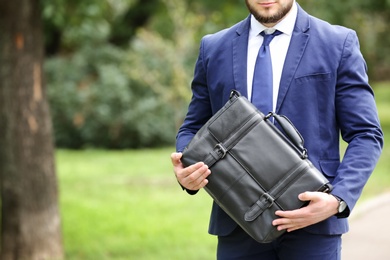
[57,148,216,259]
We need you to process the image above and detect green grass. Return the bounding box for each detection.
[57,149,216,259]
[58,83,390,259]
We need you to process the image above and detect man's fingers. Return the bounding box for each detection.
[182,162,210,186]
[272,192,339,232]
[171,152,211,190]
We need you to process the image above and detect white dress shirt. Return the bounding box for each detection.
[247,2,298,112]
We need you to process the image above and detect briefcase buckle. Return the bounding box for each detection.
[214,143,228,159]
[260,193,275,208]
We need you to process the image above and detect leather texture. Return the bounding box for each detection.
[181,91,332,243]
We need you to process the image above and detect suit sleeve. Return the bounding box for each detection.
[332,30,384,217]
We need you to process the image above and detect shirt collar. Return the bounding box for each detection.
[249,1,297,38]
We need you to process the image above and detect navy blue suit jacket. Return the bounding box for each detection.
[176,5,383,236]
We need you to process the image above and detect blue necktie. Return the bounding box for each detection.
[251,30,282,115]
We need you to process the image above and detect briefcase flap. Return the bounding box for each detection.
[208,96,263,143]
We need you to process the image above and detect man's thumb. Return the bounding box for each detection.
[170,152,182,165]
[298,191,315,202]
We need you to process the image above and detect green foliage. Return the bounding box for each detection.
[41,0,113,53]
[109,0,162,46]
[46,45,177,148]
[45,0,204,149]
[42,0,390,148]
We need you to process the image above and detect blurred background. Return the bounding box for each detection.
[42,0,390,149]
[0,0,389,259]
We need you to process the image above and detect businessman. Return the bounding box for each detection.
[171,0,383,259]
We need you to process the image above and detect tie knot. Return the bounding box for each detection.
[260,30,282,47]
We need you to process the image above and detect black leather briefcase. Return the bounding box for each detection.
[181,90,332,243]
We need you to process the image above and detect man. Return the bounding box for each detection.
[171,0,383,259]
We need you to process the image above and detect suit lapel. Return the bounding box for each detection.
[276,6,310,113]
[232,17,251,98]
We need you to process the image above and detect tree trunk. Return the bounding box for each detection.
[0,0,64,259]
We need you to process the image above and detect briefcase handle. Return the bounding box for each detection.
[230,90,307,159]
[266,112,307,159]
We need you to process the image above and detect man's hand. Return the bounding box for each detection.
[171,152,211,191]
[272,192,339,232]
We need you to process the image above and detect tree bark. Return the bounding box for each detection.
[0,0,64,259]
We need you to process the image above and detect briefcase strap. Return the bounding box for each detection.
[244,162,309,221]
[203,111,260,167]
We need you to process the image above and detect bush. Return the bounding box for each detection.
[45,45,176,149]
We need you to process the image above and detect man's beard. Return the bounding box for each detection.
[245,1,293,25]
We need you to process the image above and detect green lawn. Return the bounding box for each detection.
[57,83,390,259]
[57,148,216,259]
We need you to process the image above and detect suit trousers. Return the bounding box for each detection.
[217,225,341,260]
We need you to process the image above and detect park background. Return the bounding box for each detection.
[0,0,389,259]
